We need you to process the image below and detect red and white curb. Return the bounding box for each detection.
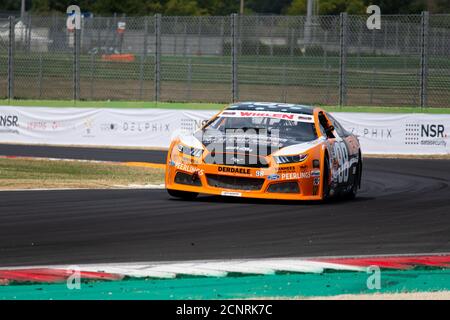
[1,254,449,284]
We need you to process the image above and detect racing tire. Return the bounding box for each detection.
[345,159,361,200]
[167,189,198,200]
[322,155,331,201]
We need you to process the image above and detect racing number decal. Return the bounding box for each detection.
[333,141,349,184]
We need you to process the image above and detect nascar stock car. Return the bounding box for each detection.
[165,102,362,201]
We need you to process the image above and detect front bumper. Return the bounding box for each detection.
[165,158,323,201]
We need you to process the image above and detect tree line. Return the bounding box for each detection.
[1,0,449,16]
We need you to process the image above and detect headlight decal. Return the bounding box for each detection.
[273,154,308,164]
[177,144,204,158]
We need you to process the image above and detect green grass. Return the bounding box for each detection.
[321,105,450,114]
[2,53,449,91]
[1,53,449,107]
[2,53,447,88]
[2,99,450,113]
[1,99,225,110]
[0,158,165,189]
[0,268,449,299]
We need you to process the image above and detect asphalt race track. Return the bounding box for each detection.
[0,144,449,267]
[0,144,167,164]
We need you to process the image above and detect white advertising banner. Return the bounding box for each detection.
[0,106,449,154]
[332,112,449,155]
[0,106,216,149]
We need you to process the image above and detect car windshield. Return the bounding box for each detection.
[203,114,318,143]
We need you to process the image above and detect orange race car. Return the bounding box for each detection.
[165,102,362,201]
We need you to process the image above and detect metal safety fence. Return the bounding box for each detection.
[0,13,449,107]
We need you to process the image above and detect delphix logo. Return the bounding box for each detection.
[100,123,119,131]
[347,126,393,139]
[100,121,170,132]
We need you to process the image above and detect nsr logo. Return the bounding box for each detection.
[421,124,446,138]
[0,115,19,127]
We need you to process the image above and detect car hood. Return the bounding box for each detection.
[183,131,321,157]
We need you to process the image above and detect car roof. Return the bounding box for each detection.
[225,102,315,115]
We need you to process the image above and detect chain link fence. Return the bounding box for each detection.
[160,16,232,102]
[13,15,73,100]
[80,16,156,101]
[0,18,9,98]
[428,14,450,107]
[0,13,449,107]
[237,15,341,105]
[345,14,423,106]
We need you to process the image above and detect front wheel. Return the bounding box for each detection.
[345,160,361,200]
[321,155,331,201]
[167,189,198,200]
